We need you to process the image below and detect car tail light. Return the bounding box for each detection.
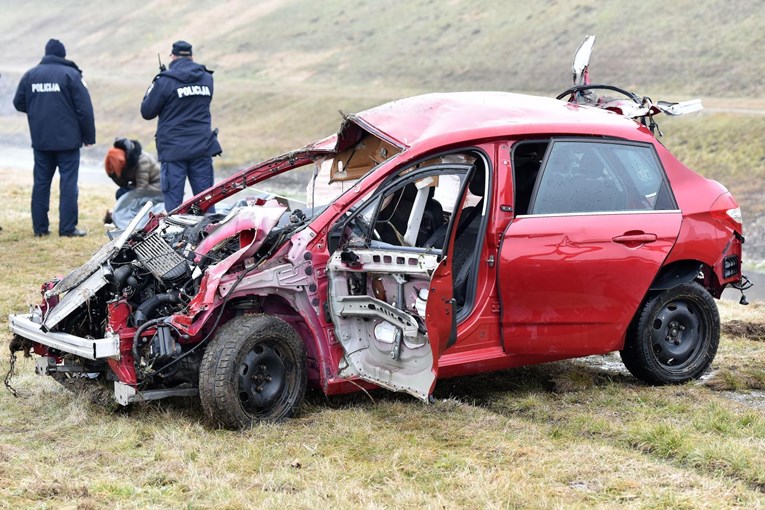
[726,207,742,225]
[710,194,743,234]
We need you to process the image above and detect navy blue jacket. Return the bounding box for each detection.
[140,58,222,162]
[13,55,96,151]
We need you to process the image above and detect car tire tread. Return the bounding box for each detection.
[199,314,307,429]
[620,282,720,385]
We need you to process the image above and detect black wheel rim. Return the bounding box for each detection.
[650,300,704,368]
[238,341,290,415]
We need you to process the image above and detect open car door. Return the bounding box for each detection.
[327,249,453,400]
[326,162,476,400]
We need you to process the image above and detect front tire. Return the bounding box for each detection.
[199,314,307,429]
[620,282,719,384]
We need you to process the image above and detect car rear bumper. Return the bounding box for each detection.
[8,313,120,360]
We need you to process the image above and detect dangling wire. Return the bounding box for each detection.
[4,351,20,398]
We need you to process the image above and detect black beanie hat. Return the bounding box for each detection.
[45,39,66,58]
[171,40,192,57]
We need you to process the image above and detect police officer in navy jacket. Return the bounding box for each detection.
[13,38,95,237]
[141,40,222,212]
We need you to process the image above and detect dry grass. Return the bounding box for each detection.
[2,167,765,508]
[4,352,765,508]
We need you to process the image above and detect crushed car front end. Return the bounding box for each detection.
[8,149,335,406]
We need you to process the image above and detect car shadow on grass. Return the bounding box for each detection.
[303,355,639,415]
[90,356,641,426]
[436,357,635,402]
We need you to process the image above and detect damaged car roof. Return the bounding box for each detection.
[182,91,657,214]
[347,91,654,149]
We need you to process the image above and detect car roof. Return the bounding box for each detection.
[352,91,654,149]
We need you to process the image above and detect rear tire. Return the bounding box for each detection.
[620,282,719,384]
[199,314,307,429]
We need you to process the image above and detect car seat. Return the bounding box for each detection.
[376,183,443,246]
[451,166,485,307]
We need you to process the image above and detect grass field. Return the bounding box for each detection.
[1,168,765,508]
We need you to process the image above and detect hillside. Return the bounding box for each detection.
[2,0,763,96]
[1,0,764,166]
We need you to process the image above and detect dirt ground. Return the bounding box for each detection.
[723,320,765,341]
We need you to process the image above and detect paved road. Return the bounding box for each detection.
[722,270,765,303]
[0,144,112,186]
[705,107,765,116]
[0,142,201,198]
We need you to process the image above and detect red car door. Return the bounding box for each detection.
[326,161,480,400]
[499,139,682,356]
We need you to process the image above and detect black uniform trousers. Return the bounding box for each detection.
[32,148,80,235]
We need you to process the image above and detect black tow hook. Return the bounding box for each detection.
[732,274,753,306]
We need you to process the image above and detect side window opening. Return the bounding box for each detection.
[512,141,550,215]
[374,178,447,247]
[337,155,479,252]
[331,149,489,302]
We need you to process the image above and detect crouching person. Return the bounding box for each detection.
[104,138,165,229]
[105,137,160,198]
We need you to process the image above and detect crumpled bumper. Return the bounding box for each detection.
[8,313,120,360]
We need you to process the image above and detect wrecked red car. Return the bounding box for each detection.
[8,37,749,428]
